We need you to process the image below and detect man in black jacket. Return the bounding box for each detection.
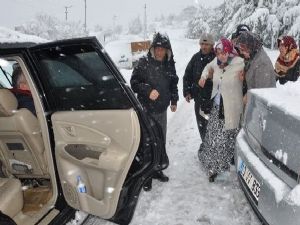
[131,32,179,191]
[183,33,215,144]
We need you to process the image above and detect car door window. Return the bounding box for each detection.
[32,44,131,111]
[40,59,92,87]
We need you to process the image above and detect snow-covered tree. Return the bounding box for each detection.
[128,16,143,35]
[186,5,212,39]
[178,6,198,22]
[16,14,86,40]
[186,0,300,48]
[186,17,210,39]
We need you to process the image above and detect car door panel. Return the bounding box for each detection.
[25,37,164,223]
[51,109,140,219]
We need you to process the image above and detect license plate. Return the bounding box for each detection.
[239,159,261,202]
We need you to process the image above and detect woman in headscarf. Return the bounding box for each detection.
[235,31,276,104]
[198,38,244,182]
[275,35,300,85]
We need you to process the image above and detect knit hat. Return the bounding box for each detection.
[277,36,297,50]
[215,37,237,57]
[199,33,214,45]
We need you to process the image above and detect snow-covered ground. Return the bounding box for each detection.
[83,101,261,225]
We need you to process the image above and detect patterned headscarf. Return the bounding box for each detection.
[275,36,299,76]
[215,38,238,69]
[236,31,263,59]
[215,37,237,57]
[277,36,297,50]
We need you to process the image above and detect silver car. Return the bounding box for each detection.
[235,88,300,225]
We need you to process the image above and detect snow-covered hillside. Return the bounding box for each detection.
[0,26,47,43]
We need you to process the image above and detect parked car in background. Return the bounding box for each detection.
[235,88,300,225]
[0,37,167,225]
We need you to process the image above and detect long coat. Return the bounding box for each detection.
[202,56,245,130]
[245,48,276,90]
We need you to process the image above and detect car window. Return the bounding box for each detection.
[0,59,17,88]
[33,44,131,111]
[40,59,92,88]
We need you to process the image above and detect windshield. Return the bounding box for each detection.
[33,44,131,111]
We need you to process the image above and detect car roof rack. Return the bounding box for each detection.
[0,42,37,49]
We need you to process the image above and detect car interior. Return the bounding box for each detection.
[0,50,144,225]
[0,57,58,225]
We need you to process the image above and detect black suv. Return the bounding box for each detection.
[0,37,167,225]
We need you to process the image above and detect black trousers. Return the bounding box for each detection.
[150,110,167,144]
[194,98,212,142]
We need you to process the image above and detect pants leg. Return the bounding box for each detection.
[194,99,209,142]
[148,111,169,182]
[151,111,167,143]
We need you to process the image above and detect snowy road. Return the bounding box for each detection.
[83,100,261,225]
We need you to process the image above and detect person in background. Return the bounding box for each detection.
[275,35,300,84]
[231,24,251,52]
[183,33,215,145]
[235,31,276,104]
[131,32,179,191]
[198,38,244,182]
[231,24,251,97]
[10,66,36,116]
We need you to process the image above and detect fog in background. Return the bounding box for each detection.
[1,0,221,29]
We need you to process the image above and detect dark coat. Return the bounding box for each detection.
[245,48,276,90]
[130,40,179,114]
[277,59,300,85]
[10,89,36,116]
[183,50,215,99]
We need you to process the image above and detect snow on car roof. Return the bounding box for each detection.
[250,80,300,120]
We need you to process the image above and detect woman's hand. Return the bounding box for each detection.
[198,78,206,88]
[238,70,245,81]
[208,67,214,79]
[243,94,247,105]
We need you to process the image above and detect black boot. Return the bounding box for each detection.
[143,178,152,192]
[208,170,218,183]
[153,171,169,182]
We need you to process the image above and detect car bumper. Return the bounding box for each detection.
[235,130,300,225]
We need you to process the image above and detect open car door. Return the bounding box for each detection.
[28,37,166,224]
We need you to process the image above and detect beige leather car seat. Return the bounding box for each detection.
[0,177,23,218]
[0,89,47,177]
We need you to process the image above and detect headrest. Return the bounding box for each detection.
[0,89,18,116]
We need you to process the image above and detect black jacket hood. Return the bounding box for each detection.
[148,32,173,61]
